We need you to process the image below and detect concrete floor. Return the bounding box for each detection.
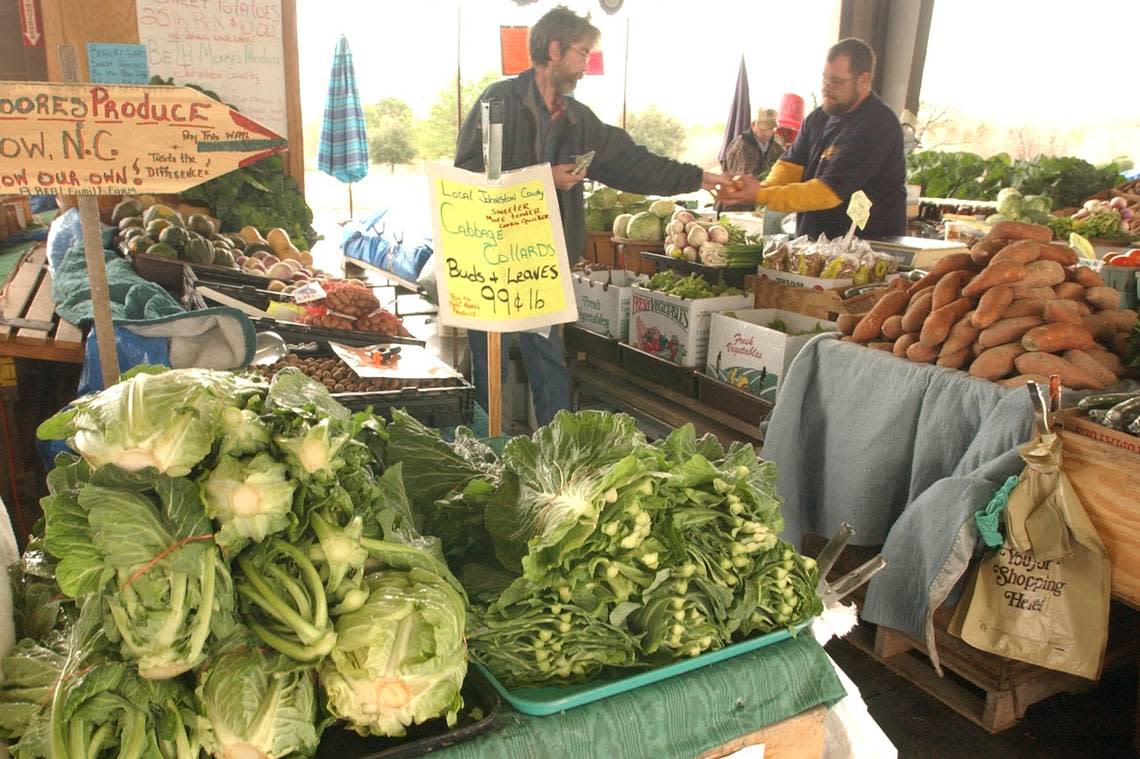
[826,636,1138,758]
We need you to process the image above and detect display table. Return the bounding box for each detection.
[0,244,84,363]
[435,635,845,759]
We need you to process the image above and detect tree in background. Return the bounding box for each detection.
[626,106,686,160]
[416,72,501,161]
[366,97,417,172]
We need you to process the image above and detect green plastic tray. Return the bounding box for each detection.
[473,621,811,716]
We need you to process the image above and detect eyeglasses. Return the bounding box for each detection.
[821,75,855,89]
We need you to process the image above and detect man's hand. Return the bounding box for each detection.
[552,163,587,191]
[701,171,733,192]
[715,174,762,205]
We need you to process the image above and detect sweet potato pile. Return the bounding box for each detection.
[840,221,1137,389]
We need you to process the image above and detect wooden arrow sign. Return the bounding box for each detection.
[0,82,288,196]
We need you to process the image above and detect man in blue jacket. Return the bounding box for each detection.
[455,5,725,427]
[716,38,907,240]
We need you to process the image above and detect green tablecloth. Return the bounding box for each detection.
[439,634,844,759]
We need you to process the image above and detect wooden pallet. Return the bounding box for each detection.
[802,534,1140,734]
[0,244,84,363]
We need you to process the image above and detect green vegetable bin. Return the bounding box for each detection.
[1100,265,1139,310]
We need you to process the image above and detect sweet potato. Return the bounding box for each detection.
[1002,299,1047,318]
[937,349,970,370]
[920,298,974,347]
[1073,301,1092,316]
[977,315,1044,350]
[1054,281,1086,301]
[888,276,909,291]
[901,291,935,333]
[836,313,861,335]
[930,252,975,276]
[1014,352,1105,390]
[970,342,1026,381]
[1019,260,1066,288]
[1021,323,1095,353]
[1042,300,1083,325]
[852,289,910,342]
[867,341,895,352]
[970,237,1009,265]
[840,336,859,342]
[997,373,1050,390]
[1085,286,1122,311]
[961,260,1028,297]
[1111,333,1132,356]
[1086,347,1124,376]
[906,340,938,363]
[988,220,1053,243]
[1083,312,1117,342]
[1037,243,1079,266]
[971,285,1013,329]
[942,312,981,356]
[1074,266,1105,288]
[906,271,943,297]
[931,270,973,311]
[1011,286,1058,302]
[990,240,1041,266]
[1109,309,1138,332]
[893,333,919,357]
[881,314,905,340]
[1064,349,1118,387]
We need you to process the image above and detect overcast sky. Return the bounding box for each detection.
[297,0,1139,162]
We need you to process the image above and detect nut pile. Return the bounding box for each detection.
[251,355,462,393]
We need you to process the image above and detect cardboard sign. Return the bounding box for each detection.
[846,190,872,231]
[500,26,530,76]
[87,43,150,85]
[427,163,577,332]
[0,82,286,196]
[136,0,288,137]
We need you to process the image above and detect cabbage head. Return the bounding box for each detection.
[996,187,1023,217]
[612,213,633,237]
[199,453,298,554]
[649,199,677,219]
[586,187,619,210]
[320,568,467,737]
[196,639,320,759]
[626,212,663,243]
[36,369,262,478]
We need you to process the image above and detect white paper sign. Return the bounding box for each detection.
[136,0,288,137]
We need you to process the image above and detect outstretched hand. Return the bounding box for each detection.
[715,174,762,205]
[552,163,587,191]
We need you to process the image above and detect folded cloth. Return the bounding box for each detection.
[761,335,1034,671]
[51,241,254,369]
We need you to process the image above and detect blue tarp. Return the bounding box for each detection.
[341,209,433,285]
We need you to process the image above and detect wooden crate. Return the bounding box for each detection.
[0,245,84,363]
[611,237,662,275]
[585,231,617,268]
[1059,411,1140,609]
[803,533,1140,734]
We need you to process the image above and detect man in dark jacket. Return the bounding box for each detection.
[455,5,725,427]
[718,108,784,212]
[716,38,906,240]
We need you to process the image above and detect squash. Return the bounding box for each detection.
[239,225,266,244]
[265,227,291,253]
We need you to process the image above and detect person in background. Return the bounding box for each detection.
[454,5,728,427]
[716,38,906,240]
[718,108,784,212]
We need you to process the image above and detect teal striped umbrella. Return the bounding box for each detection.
[317,35,369,215]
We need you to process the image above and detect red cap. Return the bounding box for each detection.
[778,93,804,131]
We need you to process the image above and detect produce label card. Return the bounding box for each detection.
[329,342,463,380]
[427,162,578,332]
[847,190,872,230]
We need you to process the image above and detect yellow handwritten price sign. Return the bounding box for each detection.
[0,82,286,196]
[846,189,872,230]
[427,163,578,332]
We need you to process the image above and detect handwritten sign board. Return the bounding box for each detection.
[846,189,872,231]
[136,0,288,137]
[427,163,577,332]
[87,43,149,85]
[0,81,286,196]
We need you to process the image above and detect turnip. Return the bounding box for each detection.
[687,225,709,247]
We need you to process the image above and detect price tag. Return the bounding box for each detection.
[291,280,327,304]
[846,190,872,231]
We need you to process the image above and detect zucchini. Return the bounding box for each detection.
[1077,391,1140,412]
[1103,395,1140,431]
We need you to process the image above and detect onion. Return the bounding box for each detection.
[1108,196,1128,210]
[1073,209,1090,220]
[1121,208,1134,221]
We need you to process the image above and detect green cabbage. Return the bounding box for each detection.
[320,568,467,737]
[626,211,663,243]
[198,453,297,554]
[996,187,1023,217]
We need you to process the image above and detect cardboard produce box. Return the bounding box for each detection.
[756,269,854,293]
[572,270,645,340]
[628,286,752,368]
[706,309,836,402]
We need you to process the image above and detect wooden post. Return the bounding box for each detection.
[487,333,501,437]
[58,44,119,389]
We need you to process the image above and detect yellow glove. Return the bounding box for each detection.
[763,160,804,186]
[755,179,843,213]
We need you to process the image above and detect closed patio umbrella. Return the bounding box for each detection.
[317,35,369,217]
[718,56,752,167]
